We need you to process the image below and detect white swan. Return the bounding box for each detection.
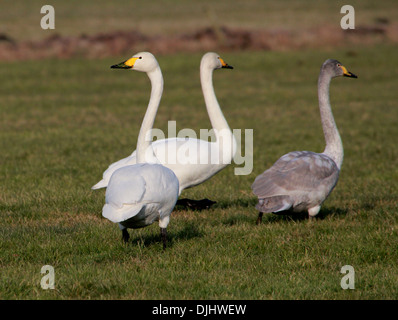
[92,52,236,209]
[101,52,179,249]
[252,59,357,223]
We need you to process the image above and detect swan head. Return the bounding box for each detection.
[322,59,357,79]
[111,52,159,73]
[201,52,233,70]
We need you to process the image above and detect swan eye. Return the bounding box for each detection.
[337,64,341,67]
[139,57,142,59]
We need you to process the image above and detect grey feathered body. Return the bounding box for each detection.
[251,59,357,218]
[252,151,339,213]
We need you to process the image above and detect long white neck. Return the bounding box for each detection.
[200,62,236,161]
[136,67,163,164]
[318,70,343,169]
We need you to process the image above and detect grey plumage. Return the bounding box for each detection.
[252,151,339,213]
[252,59,357,221]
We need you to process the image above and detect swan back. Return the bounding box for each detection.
[252,151,339,213]
[103,163,179,227]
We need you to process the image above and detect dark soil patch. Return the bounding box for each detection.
[0,24,396,61]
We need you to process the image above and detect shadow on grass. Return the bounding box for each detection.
[173,196,349,226]
[175,198,217,211]
[261,206,349,223]
[220,211,308,226]
[174,197,258,213]
[128,222,204,249]
[215,197,258,209]
[221,205,349,226]
[316,206,349,219]
[214,197,348,224]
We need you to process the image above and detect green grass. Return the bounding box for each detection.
[1,44,398,299]
[2,0,398,41]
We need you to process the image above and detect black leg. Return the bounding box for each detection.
[122,228,130,243]
[256,212,263,225]
[160,228,167,250]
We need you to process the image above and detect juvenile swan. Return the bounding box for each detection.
[101,52,179,249]
[252,59,357,223]
[92,53,235,209]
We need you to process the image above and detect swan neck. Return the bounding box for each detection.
[136,67,163,163]
[201,65,230,133]
[318,70,343,169]
[201,63,236,160]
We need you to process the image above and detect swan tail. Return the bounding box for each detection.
[255,196,292,213]
[91,179,108,190]
[102,203,144,223]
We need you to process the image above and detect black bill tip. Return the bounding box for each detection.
[110,61,131,69]
[344,72,358,78]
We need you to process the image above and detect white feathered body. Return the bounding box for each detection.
[93,136,235,194]
[102,163,179,229]
[93,52,235,196]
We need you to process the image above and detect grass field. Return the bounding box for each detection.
[1,45,397,299]
[1,1,398,300]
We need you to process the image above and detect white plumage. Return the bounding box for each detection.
[92,52,235,208]
[103,163,178,229]
[100,52,179,248]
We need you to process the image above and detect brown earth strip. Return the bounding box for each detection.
[0,23,396,61]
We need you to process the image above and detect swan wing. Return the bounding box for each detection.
[93,134,230,191]
[92,151,138,190]
[102,164,147,223]
[252,151,339,199]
